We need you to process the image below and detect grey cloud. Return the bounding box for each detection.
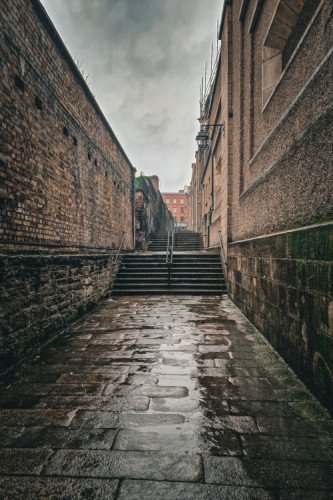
[41,0,222,191]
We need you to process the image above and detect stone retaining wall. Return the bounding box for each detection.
[0,253,119,372]
[135,176,173,250]
[228,223,333,414]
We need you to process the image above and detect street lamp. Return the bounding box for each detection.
[196,122,225,151]
[195,128,209,152]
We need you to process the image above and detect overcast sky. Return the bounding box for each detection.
[41,0,223,192]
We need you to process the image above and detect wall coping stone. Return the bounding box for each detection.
[228,221,333,246]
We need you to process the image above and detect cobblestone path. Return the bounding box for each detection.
[0,296,332,499]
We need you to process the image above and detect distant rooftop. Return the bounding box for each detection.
[161,186,189,195]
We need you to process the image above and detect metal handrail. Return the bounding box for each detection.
[166,230,171,264]
[217,230,227,276]
[166,230,174,264]
[114,231,126,263]
[170,231,174,263]
[166,230,174,288]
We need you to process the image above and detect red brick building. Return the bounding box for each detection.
[161,189,189,229]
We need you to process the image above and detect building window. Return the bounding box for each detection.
[174,217,177,222]
[180,217,184,222]
[180,207,184,213]
[262,0,320,108]
[180,198,184,204]
[173,198,177,204]
[282,0,321,70]
[173,207,177,213]
[166,198,170,204]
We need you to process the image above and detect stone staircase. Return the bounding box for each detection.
[112,252,226,296]
[175,231,203,251]
[148,231,204,252]
[148,232,169,251]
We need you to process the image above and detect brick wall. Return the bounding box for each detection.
[228,223,333,414]
[0,0,136,371]
[0,0,135,252]
[0,253,120,372]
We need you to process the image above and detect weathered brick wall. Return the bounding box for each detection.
[0,0,135,252]
[0,0,136,371]
[228,223,333,414]
[0,253,121,372]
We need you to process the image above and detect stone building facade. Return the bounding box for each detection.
[0,0,136,371]
[135,175,174,250]
[189,0,333,413]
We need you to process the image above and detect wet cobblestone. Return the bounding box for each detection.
[0,295,332,499]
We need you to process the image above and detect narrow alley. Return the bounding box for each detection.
[1,0,332,498]
[0,295,332,499]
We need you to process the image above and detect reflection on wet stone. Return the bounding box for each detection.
[0,295,331,497]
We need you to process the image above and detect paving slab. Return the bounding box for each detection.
[45,449,203,482]
[126,374,158,385]
[113,428,206,453]
[0,409,76,426]
[0,295,332,498]
[0,448,53,475]
[36,394,150,411]
[203,456,333,490]
[117,479,272,499]
[0,425,117,450]
[108,384,188,398]
[0,477,119,499]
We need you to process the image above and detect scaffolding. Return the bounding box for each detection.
[199,19,221,122]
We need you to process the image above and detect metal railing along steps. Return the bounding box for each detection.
[113,231,226,296]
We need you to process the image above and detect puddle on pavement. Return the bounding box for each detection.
[1,295,331,463]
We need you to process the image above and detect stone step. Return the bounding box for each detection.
[148,231,204,252]
[114,247,225,296]
[122,254,220,260]
[113,289,226,295]
[115,279,226,285]
[118,271,223,277]
[113,288,227,297]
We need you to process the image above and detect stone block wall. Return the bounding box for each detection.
[0,254,120,372]
[228,223,333,414]
[230,0,332,242]
[135,176,173,250]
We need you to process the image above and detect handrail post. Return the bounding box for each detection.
[217,230,227,278]
[114,231,126,264]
